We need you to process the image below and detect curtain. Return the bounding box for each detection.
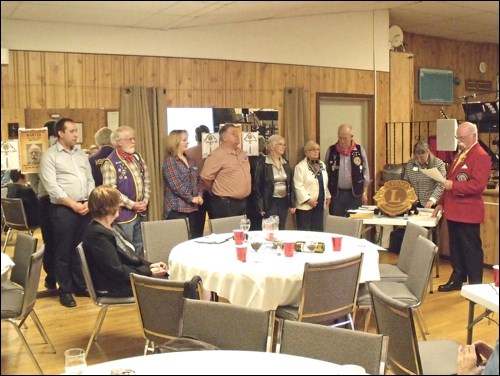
[283,88,310,168]
[120,87,166,221]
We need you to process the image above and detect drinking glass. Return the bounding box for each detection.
[64,348,87,375]
[305,238,317,253]
[250,235,264,262]
[239,217,251,241]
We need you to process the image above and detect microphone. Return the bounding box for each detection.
[458,93,476,100]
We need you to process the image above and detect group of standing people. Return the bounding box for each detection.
[7,116,491,307]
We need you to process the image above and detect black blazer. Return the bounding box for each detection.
[82,221,152,297]
[253,157,295,214]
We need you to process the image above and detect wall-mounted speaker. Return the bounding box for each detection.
[436,119,458,151]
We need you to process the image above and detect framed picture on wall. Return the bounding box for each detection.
[8,123,19,139]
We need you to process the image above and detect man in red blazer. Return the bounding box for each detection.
[434,122,491,292]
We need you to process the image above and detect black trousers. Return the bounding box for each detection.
[39,195,56,286]
[296,205,324,232]
[167,209,204,239]
[210,195,247,219]
[329,189,362,217]
[50,204,91,294]
[447,220,483,284]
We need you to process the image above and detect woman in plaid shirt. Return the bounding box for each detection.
[163,130,204,239]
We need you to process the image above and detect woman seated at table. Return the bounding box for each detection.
[293,140,331,232]
[82,185,168,297]
[253,135,296,230]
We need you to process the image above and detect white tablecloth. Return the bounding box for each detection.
[169,230,380,310]
[82,350,348,375]
[1,253,15,284]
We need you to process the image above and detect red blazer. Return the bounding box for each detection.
[439,143,490,224]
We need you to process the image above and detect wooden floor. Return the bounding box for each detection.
[1,230,498,375]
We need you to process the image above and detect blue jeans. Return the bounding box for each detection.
[117,216,145,255]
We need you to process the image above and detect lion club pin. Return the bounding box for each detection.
[456,172,469,181]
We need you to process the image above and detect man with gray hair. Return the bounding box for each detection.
[89,127,113,186]
[101,126,150,255]
[435,122,490,291]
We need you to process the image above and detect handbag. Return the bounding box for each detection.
[153,335,219,353]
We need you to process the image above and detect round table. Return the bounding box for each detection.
[168,230,380,310]
[81,350,346,375]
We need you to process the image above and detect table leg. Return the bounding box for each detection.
[466,300,475,345]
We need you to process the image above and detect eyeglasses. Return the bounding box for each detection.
[275,143,286,147]
[338,136,352,141]
[455,134,473,141]
[120,137,136,142]
[307,148,321,152]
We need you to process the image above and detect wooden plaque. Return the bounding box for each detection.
[373,180,418,217]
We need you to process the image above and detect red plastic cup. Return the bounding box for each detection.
[236,245,247,262]
[494,265,499,287]
[283,242,295,257]
[233,229,244,245]
[266,230,275,241]
[332,236,342,252]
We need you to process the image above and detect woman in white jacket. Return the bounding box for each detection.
[293,141,331,231]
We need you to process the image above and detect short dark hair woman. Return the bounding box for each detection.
[82,185,168,297]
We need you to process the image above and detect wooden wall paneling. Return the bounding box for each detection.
[67,53,85,109]
[82,54,97,108]
[270,64,283,118]
[163,57,178,107]
[200,59,226,108]
[376,72,391,187]
[255,63,273,112]
[226,61,244,108]
[242,61,256,109]
[177,58,194,107]
[110,55,124,109]
[96,54,114,109]
[13,52,28,110]
[27,51,45,108]
[191,58,203,106]
[44,52,66,109]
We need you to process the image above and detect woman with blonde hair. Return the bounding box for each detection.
[163,130,204,238]
[82,185,168,297]
[293,140,331,231]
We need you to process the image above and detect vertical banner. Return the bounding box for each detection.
[1,140,20,170]
[18,128,49,174]
[242,132,260,156]
[201,133,220,159]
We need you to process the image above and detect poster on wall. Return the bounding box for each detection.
[201,133,220,159]
[1,140,20,170]
[18,128,49,174]
[242,132,259,156]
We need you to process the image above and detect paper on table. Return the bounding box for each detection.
[420,167,446,183]
[194,234,233,244]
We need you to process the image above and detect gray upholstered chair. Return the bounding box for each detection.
[130,273,202,354]
[276,254,363,331]
[179,298,275,352]
[324,215,363,238]
[1,249,55,374]
[370,282,459,374]
[2,233,38,291]
[141,218,190,262]
[378,221,430,283]
[357,235,437,339]
[279,320,388,375]
[1,197,40,253]
[77,243,135,355]
[209,215,245,234]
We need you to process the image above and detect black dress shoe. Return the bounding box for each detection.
[59,293,77,308]
[438,281,463,292]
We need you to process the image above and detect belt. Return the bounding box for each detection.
[213,195,245,202]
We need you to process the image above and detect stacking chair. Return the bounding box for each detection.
[1,249,55,374]
[370,283,459,374]
[141,218,190,262]
[179,298,275,352]
[2,233,38,291]
[378,221,431,284]
[130,273,203,354]
[279,320,388,375]
[357,235,437,339]
[276,254,363,332]
[209,215,245,234]
[324,215,363,238]
[76,244,135,355]
[1,197,40,253]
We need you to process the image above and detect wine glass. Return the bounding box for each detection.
[250,235,264,262]
[305,239,317,253]
[240,217,251,241]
